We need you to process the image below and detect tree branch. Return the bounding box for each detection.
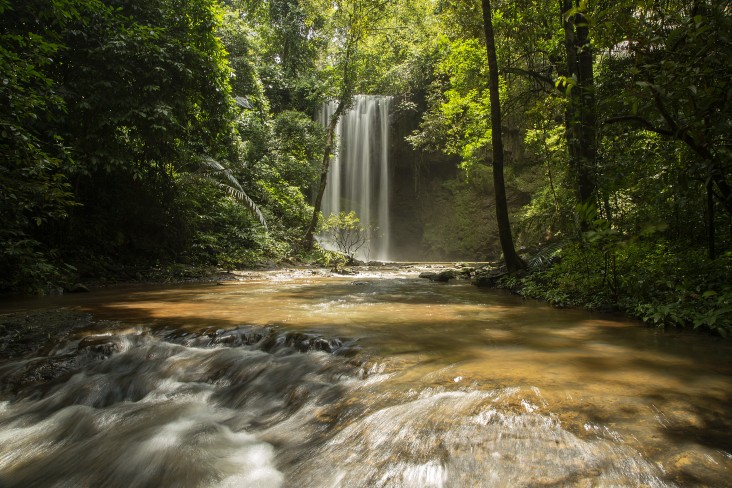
[603,115,674,136]
[502,67,556,89]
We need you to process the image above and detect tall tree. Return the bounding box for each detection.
[481,0,525,271]
[561,0,597,206]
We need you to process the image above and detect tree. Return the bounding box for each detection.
[0,0,100,291]
[52,0,267,262]
[560,0,597,206]
[601,1,732,258]
[320,210,370,263]
[481,0,525,272]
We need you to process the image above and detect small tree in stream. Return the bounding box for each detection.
[319,211,370,264]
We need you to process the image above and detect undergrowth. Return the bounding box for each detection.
[501,242,732,337]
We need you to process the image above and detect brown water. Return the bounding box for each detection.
[0,269,730,487]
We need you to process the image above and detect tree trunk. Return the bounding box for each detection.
[707,179,716,259]
[303,100,346,250]
[481,0,525,272]
[561,0,596,206]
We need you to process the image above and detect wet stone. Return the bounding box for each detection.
[209,326,273,347]
[419,270,456,282]
[67,283,90,293]
[77,335,121,359]
[263,331,346,354]
[0,355,78,396]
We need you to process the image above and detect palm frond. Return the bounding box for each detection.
[219,183,268,231]
[234,96,252,109]
[194,156,267,231]
[199,156,244,192]
[527,241,564,270]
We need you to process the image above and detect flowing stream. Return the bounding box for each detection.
[0,268,730,487]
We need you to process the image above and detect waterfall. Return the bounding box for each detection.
[318,95,392,262]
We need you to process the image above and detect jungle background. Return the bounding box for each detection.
[1,0,730,334]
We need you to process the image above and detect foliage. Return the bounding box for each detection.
[318,211,371,263]
[502,237,732,336]
[0,0,92,292]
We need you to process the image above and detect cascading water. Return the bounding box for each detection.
[319,95,392,262]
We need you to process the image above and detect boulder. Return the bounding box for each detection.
[419,270,456,282]
[433,269,456,282]
[332,267,357,275]
[473,267,507,287]
[458,267,476,278]
[68,283,90,293]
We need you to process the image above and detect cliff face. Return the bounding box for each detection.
[386,94,533,262]
[388,97,459,261]
[386,99,481,261]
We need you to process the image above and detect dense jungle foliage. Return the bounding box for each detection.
[1,0,730,334]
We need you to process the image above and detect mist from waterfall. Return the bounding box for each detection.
[318,95,392,262]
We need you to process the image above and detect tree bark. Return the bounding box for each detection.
[481,0,525,272]
[303,100,346,250]
[707,179,716,259]
[561,0,596,206]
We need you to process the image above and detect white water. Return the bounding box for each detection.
[319,95,392,261]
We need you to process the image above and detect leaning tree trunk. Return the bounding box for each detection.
[303,100,346,250]
[561,0,596,207]
[481,0,526,272]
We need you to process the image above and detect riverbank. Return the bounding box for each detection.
[475,249,732,338]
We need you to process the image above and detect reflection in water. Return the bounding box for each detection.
[0,270,730,487]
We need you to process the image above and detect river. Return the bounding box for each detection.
[0,268,730,487]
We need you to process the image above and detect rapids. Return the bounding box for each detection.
[0,268,730,487]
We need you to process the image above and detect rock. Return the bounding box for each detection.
[68,283,90,293]
[473,267,507,287]
[433,269,456,282]
[419,270,456,282]
[277,332,343,353]
[210,326,272,347]
[332,267,357,275]
[458,267,476,278]
[78,335,120,359]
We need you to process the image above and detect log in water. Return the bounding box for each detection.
[0,269,730,487]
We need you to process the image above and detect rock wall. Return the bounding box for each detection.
[387,96,491,261]
[386,94,532,262]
